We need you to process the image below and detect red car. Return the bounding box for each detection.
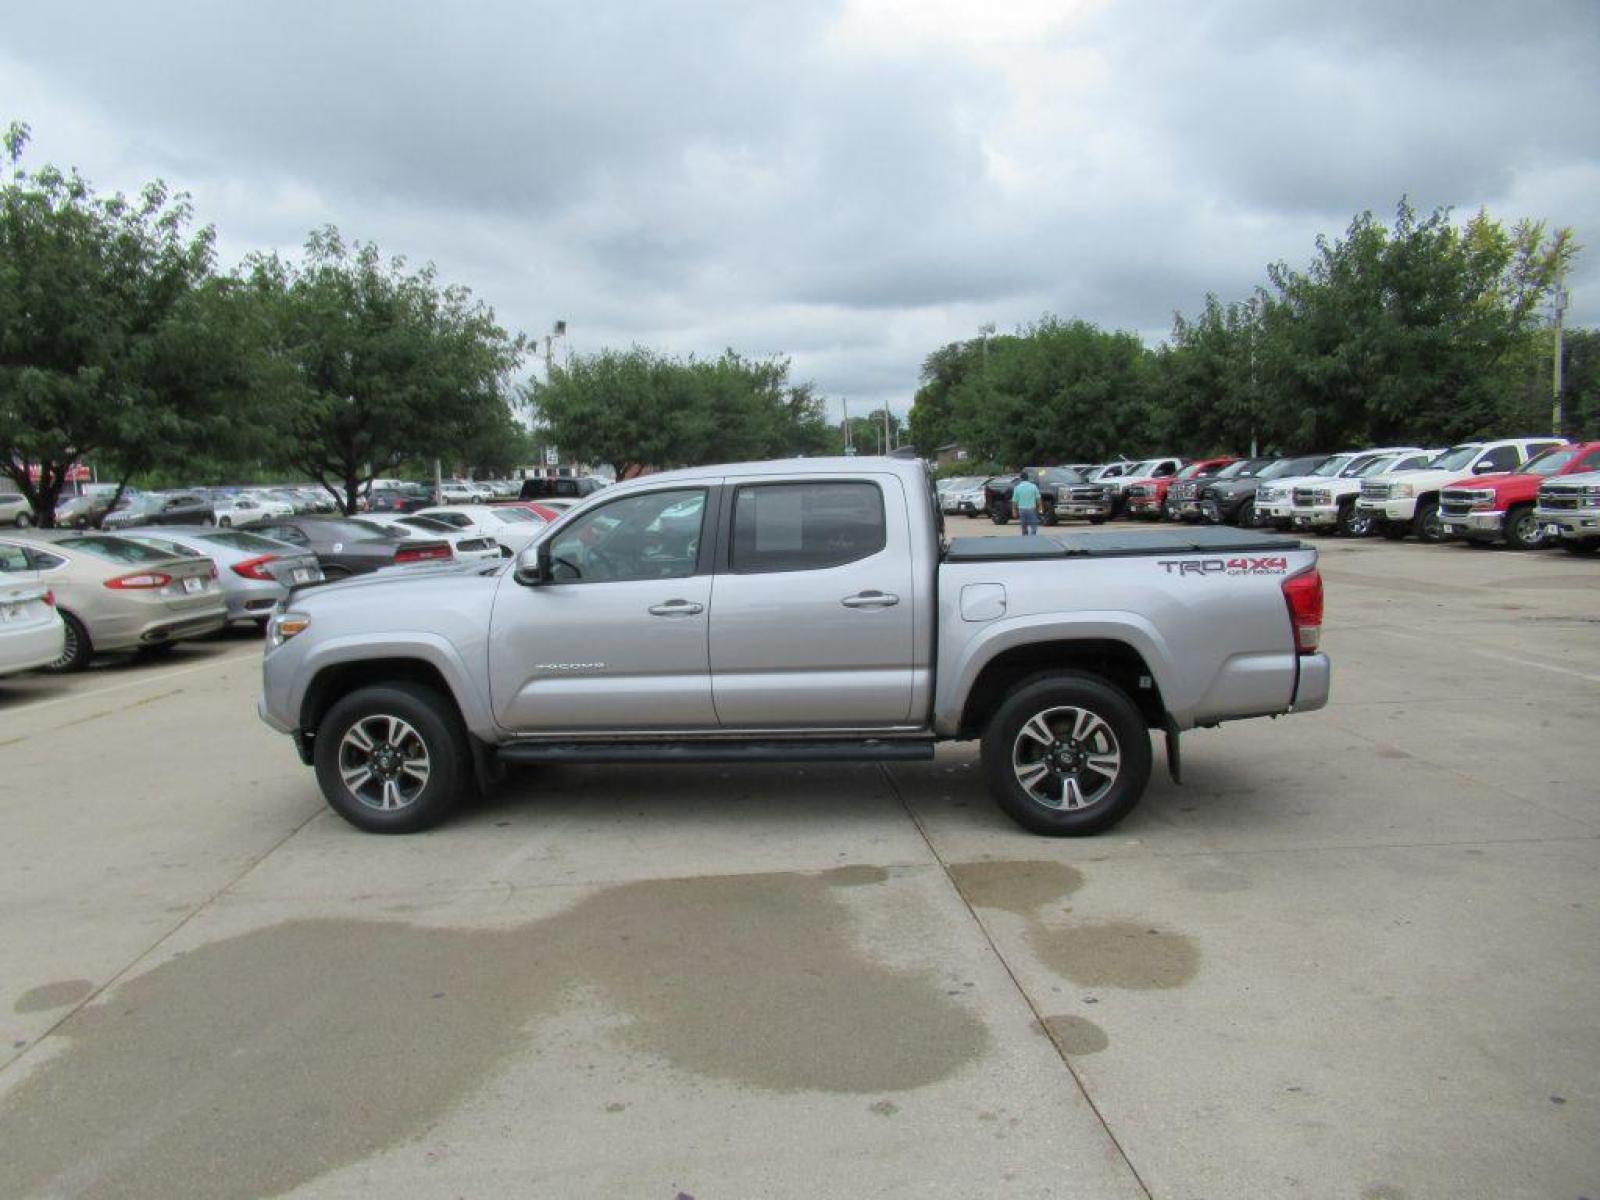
[1438,441,1600,549]
[1126,457,1238,520]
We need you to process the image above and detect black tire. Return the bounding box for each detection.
[1234,498,1256,528]
[313,683,469,833]
[219,516,232,528]
[43,610,93,673]
[1041,508,1059,526]
[1502,505,1546,551]
[1561,539,1599,557]
[1413,498,1443,543]
[980,673,1153,837]
[1087,516,1107,525]
[1379,522,1409,541]
[989,501,1010,526]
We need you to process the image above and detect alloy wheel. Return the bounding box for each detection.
[337,714,432,811]
[1011,705,1122,811]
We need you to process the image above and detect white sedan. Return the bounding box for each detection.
[214,494,293,527]
[0,544,66,676]
[414,505,547,554]
[351,515,508,563]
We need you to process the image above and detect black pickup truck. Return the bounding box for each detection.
[982,467,1090,525]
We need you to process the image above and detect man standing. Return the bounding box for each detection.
[1012,474,1043,536]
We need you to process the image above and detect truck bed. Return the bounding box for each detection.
[943,527,1303,562]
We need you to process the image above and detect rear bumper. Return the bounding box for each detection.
[0,619,66,676]
[139,610,228,645]
[1292,654,1332,713]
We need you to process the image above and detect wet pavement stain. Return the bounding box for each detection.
[1038,1014,1109,1055]
[0,871,987,1200]
[818,864,891,887]
[1029,921,1199,990]
[946,860,1084,917]
[13,979,95,1013]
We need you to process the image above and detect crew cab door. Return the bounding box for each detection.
[708,475,915,728]
[488,486,717,731]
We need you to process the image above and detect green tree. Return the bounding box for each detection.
[0,121,218,525]
[1250,200,1575,447]
[532,347,831,478]
[246,228,526,513]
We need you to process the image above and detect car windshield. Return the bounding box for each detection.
[311,520,398,541]
[1037,468,1085,485]
[1356,456,1400,476]
[400,516,456,533]
[1259,457,1326,480]
[198,530,287,553]
[1429,445,1481,472]
[1214,460,1257,479]
[57,535,183,564]
[123,535,202,558]
[1311,456,1353,478]
[1520,446,1581,476]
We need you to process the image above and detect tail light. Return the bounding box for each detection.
[1282,567,1323,654]
[105,571,173,590]
[231,554,281,581]
[394,542,452,564]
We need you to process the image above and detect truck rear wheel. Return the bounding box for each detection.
[313,683,469,833]
[989,501,1010,526]
[981,673,1153,836]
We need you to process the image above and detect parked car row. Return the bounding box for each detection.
[939,436,1600,555]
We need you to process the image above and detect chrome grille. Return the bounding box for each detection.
[1292,487,1318,506]
[1360,480,1390,500]
[1538,489,1583,511]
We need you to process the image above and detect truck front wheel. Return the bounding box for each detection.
[989,501,1010,525]
[981,673,1153,836]
[313,683,469,833]
[1503,505,1546,551]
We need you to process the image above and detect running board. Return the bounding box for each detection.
[497,738,936,766]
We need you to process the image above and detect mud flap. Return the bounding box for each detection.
[1164,721,1182,784]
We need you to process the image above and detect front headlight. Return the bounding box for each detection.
[268,611,311,649]
[1394,483,1416,498]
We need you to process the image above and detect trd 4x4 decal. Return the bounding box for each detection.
[1157,556,1289,576]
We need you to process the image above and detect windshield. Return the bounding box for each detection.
[1356,456,1400,477]
[1037,468,1085,485]
[1520,446,1581,476]
[1428,445,1481,472]
[57,535,184,564]
[400,515,456,533]
[1311,456,1353,478]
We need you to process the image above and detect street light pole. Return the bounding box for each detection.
[1552,267,1568,436]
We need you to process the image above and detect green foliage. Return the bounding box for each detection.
[531,347,832,478]
[0,121,219,524]
[244,228,527,512]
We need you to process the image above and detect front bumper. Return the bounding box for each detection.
[1259,499,1294,521]
[1439,510,1504,538]
[1535,506,1600,539]
[1355,498,1418,522]
[1290,504,1340,529]
[1053,502,1111,518]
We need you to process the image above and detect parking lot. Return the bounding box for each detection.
[1,521,1596,1200]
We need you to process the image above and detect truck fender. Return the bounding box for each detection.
[292,632,498,743]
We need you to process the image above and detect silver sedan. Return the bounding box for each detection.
[120,527,324,627]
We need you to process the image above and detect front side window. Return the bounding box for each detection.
[548,488,706,583]
[1520,446,1580,476]
[1477,446,1520,472]
[732,481,886,574]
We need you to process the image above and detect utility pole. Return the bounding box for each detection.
[1552,266,1569,437]
[883,406,892,455]
[842,398,852,454]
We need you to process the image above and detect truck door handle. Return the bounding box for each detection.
[841,590,899,609]
[648,599,704,617]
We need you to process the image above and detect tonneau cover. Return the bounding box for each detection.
[943,527,1302,562]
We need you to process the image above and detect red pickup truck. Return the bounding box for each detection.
[1126,456,1238,520]
[1439,441,1600,549]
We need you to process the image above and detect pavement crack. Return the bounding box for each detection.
[877,762,1156,1200]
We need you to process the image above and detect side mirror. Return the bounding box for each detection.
[1472,460,1498,474]
[514,542,549,587]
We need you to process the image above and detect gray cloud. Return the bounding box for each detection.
[2,0,1596,418]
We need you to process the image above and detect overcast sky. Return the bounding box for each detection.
[4,0,1597,418]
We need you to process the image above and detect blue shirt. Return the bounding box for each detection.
[1012,480,1041,510]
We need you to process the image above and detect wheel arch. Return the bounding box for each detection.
[954,638,1168,740]
[300,656,470,743]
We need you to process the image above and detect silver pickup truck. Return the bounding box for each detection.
[259,458,1330,836]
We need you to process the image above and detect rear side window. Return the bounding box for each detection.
[732,482,886,573]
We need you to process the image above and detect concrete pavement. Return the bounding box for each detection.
[0,525,1595,1198]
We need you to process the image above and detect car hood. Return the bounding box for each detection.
[1442,472,1539,493]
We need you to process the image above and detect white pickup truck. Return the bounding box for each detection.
[1355,437,1565,542]
[259,458,1331,836]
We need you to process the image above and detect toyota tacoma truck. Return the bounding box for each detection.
[259,458,1330,837]
[1438,441,1600,550]
[1534,470,1600,555]
[1355,437,1566,542]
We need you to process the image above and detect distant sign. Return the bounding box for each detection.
[545,446,559,465]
